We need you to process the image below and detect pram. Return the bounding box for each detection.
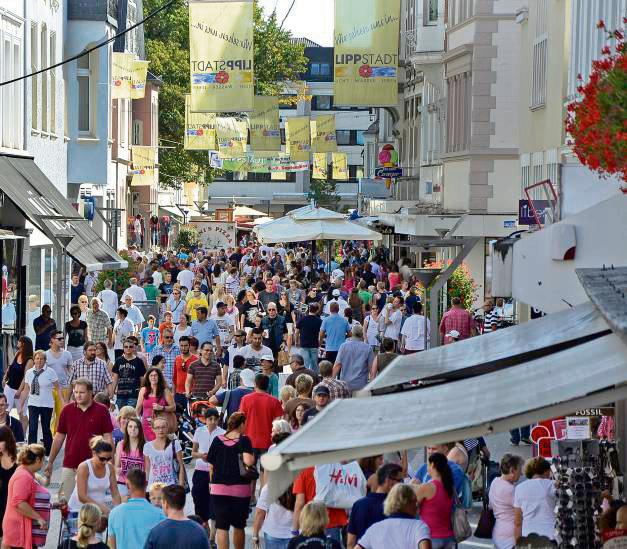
[177,396,215,464]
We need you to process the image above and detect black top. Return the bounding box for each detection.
[65,541,108,549]
[285,367,320,388]
[360,271,376,287]
[65,320,88,348]
[241,301,264,329]
[0,461,17,536]
[296,315,323,348]
[6,357,25,390]
[207,434,253,486]
[302,407,320,425]
[112,356,146,398]
[287,535,342,549]
[70,283,85,305]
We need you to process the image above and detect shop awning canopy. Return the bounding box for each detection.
[233,205,267,218]
[0,229,24,241]
[362,301,611,395]
[0,155,127,271]
[262,331,627,498]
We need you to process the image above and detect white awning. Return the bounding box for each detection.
[262,332,627,498]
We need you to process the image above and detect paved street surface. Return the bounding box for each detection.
[43,429,532,548]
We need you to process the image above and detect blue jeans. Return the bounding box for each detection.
[326,527,344,547]
[264,534,291,549]
[510,425,531,444]
[431,538,456,549]
[300,347,319,374]
[28,405,53,455]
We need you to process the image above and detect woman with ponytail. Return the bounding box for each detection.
[68,503,107,548]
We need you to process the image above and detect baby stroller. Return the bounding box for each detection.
[177,396,215,464]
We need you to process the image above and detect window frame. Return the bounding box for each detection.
[40,23,48,133]
[424,0,439,25]
[30,22,38,130]
[0,13,24,150]
[77,52,92,135]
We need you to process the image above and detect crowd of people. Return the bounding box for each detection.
[0,240,582,549]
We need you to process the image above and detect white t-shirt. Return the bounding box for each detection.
[257,484,294,539]
[97,289,119,319]
[357,517,430,549]
[233,344,274,370]
[122,285,147,303]
[25,366,59,408]
[177,269,195,291]
[323,298,350,317]
[174,325,193,346]
[45,349,73,388]
[144,440,182,486]
[383,308,402,341]
[513,478,556,539]
[192,425,225,472]
[114,318,135,350]
[210,312,235,345]
[152,270,163,286]
[400,314,430,351]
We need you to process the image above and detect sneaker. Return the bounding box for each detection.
[520,438,532,445]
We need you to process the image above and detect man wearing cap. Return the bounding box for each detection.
[302,385,331,424]
[323,289,350,317]
[260,354,279,398]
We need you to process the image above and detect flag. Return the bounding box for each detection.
[313,152,328,179]
[111,53,134,99]
[216,117,248,158]
[129,59,150,99]
[184,95,217,150]
[332,152,349,180]
[334,0,401,106]
[189,0,254,112]
[311,114,338,153]
[131,146,156,186]
[218,154,309,173]
[286,116,311,161]
[250,96,281,152]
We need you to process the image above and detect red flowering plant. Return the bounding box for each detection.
[565,19,627,188]
[420,260,478,311]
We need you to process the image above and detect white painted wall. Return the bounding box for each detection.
[414,0,445,53]
[488,159,520,213]
[443,159,470,211]
[512,195,627,313]
[561,164,624,218]
[447,21,475,51]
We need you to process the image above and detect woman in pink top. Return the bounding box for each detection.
[489,453,524,549]
[135,368,176,441]
[388,265,401,290]
[415,452,456,548]
[114,417,147,499]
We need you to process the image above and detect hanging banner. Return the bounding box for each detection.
[189,0,254,112]
[130,60,150,99]
[313,152,328,180]
[210,153,309,173]
[184,95,217,150]
[131,146,156,186]
[250,96,281,152]
[286,116,312,161]
[271,171,287,180]
[216,117,248,158]
[111,53,134,99]
[332,152,349,181]
[334,0,401,107]
[311,115,337,153]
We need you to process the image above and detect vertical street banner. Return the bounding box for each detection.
[131,146,156,186]
[111,53,134,99]
[250,96,281,152]
[332,152,349,180]
[313,152,329,180]
[189,0,254,112]
[130,60,150,99]
[311,114,338,153]
[184,95,217,150]
[334,0,401,107]
[216,117,248,158]
[286,116,312,161]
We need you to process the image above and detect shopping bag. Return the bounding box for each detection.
[313,462,367,509]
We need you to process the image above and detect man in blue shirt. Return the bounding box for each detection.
[347,463,404,548]
[413,444,465,494]
[320,302,351,364]
[192,307,222,356]
[109,469,164,549]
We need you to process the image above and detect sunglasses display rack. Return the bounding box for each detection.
[551,439,605,548]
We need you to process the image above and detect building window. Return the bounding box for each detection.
[30,23,38,130]
[127,0,137,54]
[151,94,158,146]
[1,14,24,150]
[40,24,48,132]
[445,72,471,153]
[132,119,143,145]
[313,95,332,110]
[520,153,530,197]
[531,0,548,109]
[310,63,320,76]
[77,53,92,134]
[119,99,128,146]
[355,130,365,146]
[49,32,56,134]
[447,0,474,28]
[336,130,351,145]
[320,63,331,76]
[425,0,438,24]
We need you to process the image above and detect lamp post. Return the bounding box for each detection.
[412,268,440,351]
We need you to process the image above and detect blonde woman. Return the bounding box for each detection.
[209,284,227,312]
[289,502,341,548]
[69,503,107,549]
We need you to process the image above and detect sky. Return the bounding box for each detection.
[257,0,334,46]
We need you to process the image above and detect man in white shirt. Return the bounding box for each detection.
[323,289,350,318]
[121,278,147,303]
[151,265,164,287]
[210,301,235,348]
[177,263,195,291]
[46,330,73,435]
[400,302,430,353]
[383,295,403,349]
[233,329,273,371]
[120,294,145,333]
[97,279,119,324]
[84,272,97,298]
[113,307,136,359]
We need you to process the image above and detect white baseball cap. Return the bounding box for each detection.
[260,354,274,362]
[332,289,341,297]
[445,330,460,339]
[239,368,255,388]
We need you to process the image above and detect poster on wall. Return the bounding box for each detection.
[192,221,237,251]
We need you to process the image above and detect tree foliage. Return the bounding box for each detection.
[308,179,340,210]
[143,0,308,189]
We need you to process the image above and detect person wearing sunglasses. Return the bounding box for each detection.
[67,436,121,531]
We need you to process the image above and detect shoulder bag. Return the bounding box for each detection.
[218,389,231,429]
[152,396,178,434]
[171,440,190,493]
[236,437,259,481]
[451,491,473,542]
[474,461,495,538]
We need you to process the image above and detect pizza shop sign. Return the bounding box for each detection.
[193,221,236,251]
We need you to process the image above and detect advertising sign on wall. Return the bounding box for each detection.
[193,221,237,251]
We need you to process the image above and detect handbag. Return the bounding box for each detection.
[474,503,495,538]
[313,462,367,509]
[238,453,259,481]
[171,441,190,493]
[152,397,178,434]
[277,347,290,367]
[451,492,473,542]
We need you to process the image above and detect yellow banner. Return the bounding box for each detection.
[184,95,217,150]
[286,117,311,161]
[271,171,287,180]
[189,0,254,112]
[111,53,134,99]
[250,96,281,152]
[216,117,248,158]
[183,181,197,205]
[130,60,150,99]
[313,153,328,180]
[332,152,349,181]
[311,114,338,153]
[334,0,401,107]
[131,146,156,186]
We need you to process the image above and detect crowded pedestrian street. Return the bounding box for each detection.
[1,0,626,548]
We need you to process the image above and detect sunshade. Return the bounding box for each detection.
[233,205,268,217]
[252,216,274,226]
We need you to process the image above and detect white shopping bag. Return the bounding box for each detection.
[313,462,367,509]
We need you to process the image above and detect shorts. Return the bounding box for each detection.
[253,448,266,472]
[192,470,213,521]
[211,494,250,530]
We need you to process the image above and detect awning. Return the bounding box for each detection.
[0,155,127,271]
[0,229,25,240]
[159,206,184,221]
[262,332,627,498]
[362,302,611,395]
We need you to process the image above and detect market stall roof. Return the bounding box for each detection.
[252,216,274,226]
[361,301,611,395]
[255,205,382,243]
[262,332,627,498]
[0,155,127,271]
[233,205,267,217]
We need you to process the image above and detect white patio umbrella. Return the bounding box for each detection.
[233,205,268,217]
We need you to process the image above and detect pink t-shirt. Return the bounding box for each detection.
[419,479,454,539]
[489,476,516,546]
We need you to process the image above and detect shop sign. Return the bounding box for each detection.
[193,221,236,251]
[374,167,403,178]
[565,416,591,439]
[518,199,551,225]
[574,407,614,416]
